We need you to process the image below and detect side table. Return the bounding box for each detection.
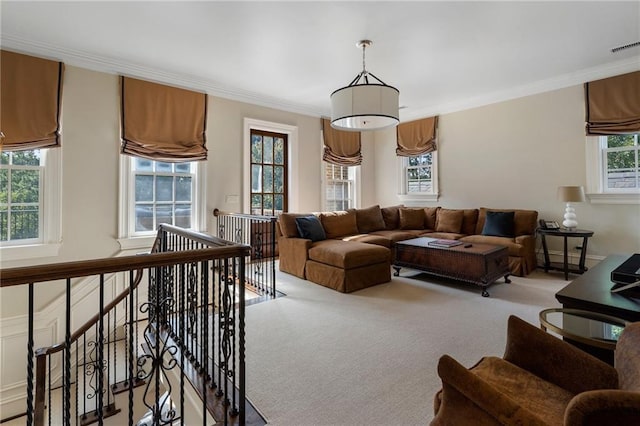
[538,228,594,280]
[539,308,628,365]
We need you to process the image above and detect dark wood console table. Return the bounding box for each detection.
[555,254,640,323]
[538,228,594,280]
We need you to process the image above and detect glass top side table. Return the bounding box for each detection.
[539,308,628,351]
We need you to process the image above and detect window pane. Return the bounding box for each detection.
[607,151,637,189]
[0,152,9,165]
[0,207,7,241]
[263,136,273,164]
[263,165,273,193]
[11,205,39,240]
[0,169,7,204]
[251,134,262,163]
[607,135,635,148]
[274,166,284,193]
[156,205,172,226]
[135,204,153,232]
[12,150,41,166]
[175,204,191,228]
[135,158,153,171]
[251,194,262,214]
[156,162,172,173]
[175,163,190,173]
[274,194,283,212]
[135,175,154,202]
[274,137,284,164]
[11,170,40,203]
[175,176,192,201]
[263,194,273,209]
[156,176,174,201]
[251,165,262,192]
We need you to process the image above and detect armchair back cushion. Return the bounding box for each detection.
[423,207,439,229]
[461,209,480,235]
[436,209,464,233]
[616,321,640,391]
[381,205,403,230]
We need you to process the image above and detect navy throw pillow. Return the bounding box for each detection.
[295,216,326,242]
[481,211,515,238]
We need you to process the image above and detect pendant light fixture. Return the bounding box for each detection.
[330,40,400,131]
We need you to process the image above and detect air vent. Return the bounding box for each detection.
[611,41,640,53]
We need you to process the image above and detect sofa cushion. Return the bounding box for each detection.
[295,215,326,242]
[421,231,465,240]
[399,208,425,230]
[355,205,386,233]
[476,208,538,236]
[459,235,524,257]
[369,229,421,243]
[461,209,480,235]
[278,212,312,238]
[341,234,392,248]
[381,205,403,230]
[320,210,359,239]
[424,207,439,230]
[472,356,574,425]
[482,211,515,237]
[436,209,464,233]
[308,240,390,269]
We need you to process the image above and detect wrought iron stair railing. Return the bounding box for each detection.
[0,225,261,426]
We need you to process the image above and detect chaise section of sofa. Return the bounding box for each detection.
[276,204,538,293]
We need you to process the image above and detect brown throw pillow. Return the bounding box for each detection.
[355,205,386,233]
[319,210,358,239]
[423,207,439,230]
[399,208,425,230]
[436,209,464,233]
[381,205,403,230]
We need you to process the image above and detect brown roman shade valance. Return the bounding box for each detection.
[585,71,640,135]
[396,116,438,157]
[0,50,64,151]
[120,76,207,162]
[322,118,362,166]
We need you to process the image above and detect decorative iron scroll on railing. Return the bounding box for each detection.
[213,209,278,297]
[1,225,263,426]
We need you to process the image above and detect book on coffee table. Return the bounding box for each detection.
[427,239,462,248]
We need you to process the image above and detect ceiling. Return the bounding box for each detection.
[2,1,639,122]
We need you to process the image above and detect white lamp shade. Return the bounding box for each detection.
[330,83,399,131]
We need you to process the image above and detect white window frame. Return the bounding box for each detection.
[397,151,439,205]
[118,155,207,251]
[585,135,640,204]
[243,118,298,214]
[321,162,360,211]
[0,148,62,263]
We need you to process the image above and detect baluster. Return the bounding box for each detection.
[239,255,247,425]
[65,278,71,425]
[128,271,135,426]
[27,283,35,426]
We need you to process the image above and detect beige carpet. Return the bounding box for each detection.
[244,265,567,425]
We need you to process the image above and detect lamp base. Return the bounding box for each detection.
[562,202,578,230]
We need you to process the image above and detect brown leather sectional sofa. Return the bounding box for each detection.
[277,205,538,293]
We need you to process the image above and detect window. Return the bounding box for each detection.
[397,152,439,203]
[585,134,640,204]
[250,129,287,215]
[323,163,358,211]
[0,148,61,260]
[1,150,43,244]
[119,156,206,247]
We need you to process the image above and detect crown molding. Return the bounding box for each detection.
[401,55,640,121]
[1,35,326,118]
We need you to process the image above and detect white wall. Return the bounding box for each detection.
[374,85,640,257]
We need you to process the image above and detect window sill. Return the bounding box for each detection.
[587,193,640,205]
[398,193,440,205]
[117,236,156,252]
[0,243,62,263]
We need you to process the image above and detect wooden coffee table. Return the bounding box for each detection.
[393,237,511,297]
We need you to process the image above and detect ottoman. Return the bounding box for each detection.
[305,240,391,293]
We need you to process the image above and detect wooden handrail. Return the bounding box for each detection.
[213,208,277,221]
[0,245,250,287]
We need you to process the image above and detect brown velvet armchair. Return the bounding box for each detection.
[431,315,640,425]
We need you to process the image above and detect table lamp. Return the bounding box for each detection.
[557,186,586,230]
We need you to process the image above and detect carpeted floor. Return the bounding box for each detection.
[244,265,567,425]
